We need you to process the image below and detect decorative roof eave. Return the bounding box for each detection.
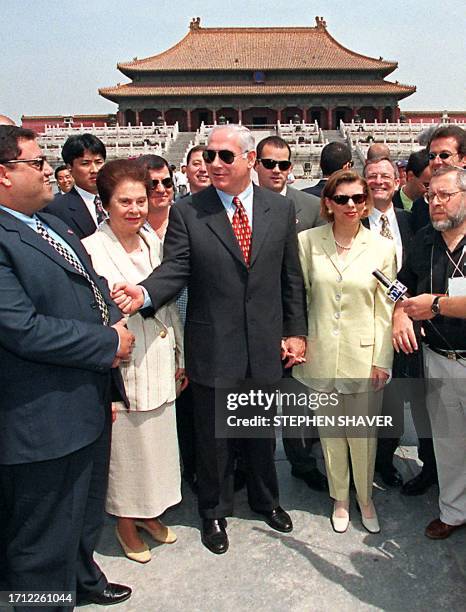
[115,17,398,77]
[99,81,416,103]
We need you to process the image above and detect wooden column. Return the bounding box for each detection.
[326,107,333,130]
[377,107,384,123]
[238,108,243,125]
[187,109,192,131]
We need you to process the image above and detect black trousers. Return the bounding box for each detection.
[176,384,197,479]
[376,350,436,476]
[0,415,111,612]
[190,382,279,518]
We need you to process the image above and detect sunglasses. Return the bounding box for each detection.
[258,158,292,171]
[428,152,456,161]
[150,177,173,190]
[202,149,248,164]
[0,156,47,171]
[331,194,367,205]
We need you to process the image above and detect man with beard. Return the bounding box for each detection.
[393,166,466,539]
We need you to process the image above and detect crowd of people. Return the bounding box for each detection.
[0,119,465,610]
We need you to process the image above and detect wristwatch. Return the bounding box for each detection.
[431,295,442,316]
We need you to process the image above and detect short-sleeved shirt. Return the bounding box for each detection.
[398,224,466,349]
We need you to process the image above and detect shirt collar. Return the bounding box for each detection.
[0,204,38,229]
[215,182,253,209]
[75,185,97,204]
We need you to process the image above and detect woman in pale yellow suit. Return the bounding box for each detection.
[293,169,396,533]
[83,160,186,563]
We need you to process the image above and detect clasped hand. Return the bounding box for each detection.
[111,283,145,315]
[111,319,136,368]
[281,336,307,368]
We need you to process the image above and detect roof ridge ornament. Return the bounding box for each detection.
[315,16,327,29]
[190,17,201,31]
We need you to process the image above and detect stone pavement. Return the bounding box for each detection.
[83,438,466,612]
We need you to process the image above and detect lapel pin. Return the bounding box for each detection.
[67,229,74,234]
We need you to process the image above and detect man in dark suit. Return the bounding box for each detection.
[363,156,437,492]
[45,133,106,238]
[0,126,133,607]
[112,125,308,554]
[254,135,328,492]
[303,141,353,198]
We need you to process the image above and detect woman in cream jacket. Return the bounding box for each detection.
[83,159,184,563]
[293,169,396,534]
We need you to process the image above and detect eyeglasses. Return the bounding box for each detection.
[331,193,367,205]
[150,177,173,190]
[257,158,292,171]
[0,156,47,171]
[202,149,248,164]
[427,190,462,204]
[428,152,457,161]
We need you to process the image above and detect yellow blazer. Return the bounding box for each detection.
[293,223,396,393]
[82,223,184,411]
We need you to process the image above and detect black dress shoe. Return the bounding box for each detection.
[401,470,437,496]
[291,467,328,491]
[255,506,293,533]
[201,518,229,554]
[377,465,403,487]
[78,583,132,606]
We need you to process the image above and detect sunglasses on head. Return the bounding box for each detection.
[150,177,173,189]
[202,149,247,164]
[331,193,367,205]
[428,152,456,161]
[258,158,292,171]
[0,156,47,171]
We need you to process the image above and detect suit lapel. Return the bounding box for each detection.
[320,223,342,274]
[249,185,271,267]
[67,188,97,236]
[201,186,247,266]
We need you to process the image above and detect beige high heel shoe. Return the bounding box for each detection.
[331,502,350,533]
[357,501,380,534]
[135,519,177,544]
[115,527,151,563]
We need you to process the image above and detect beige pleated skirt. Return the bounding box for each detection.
[106,402,181,518]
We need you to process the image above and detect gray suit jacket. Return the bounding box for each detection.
[286,186,326,233]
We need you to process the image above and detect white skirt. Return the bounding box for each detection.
[106,402,181,518]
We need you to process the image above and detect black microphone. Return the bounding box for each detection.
[372,269,408,303]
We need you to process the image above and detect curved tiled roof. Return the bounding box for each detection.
[99,80,415,101]
[117,20,397,75]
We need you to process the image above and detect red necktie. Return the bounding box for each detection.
[232,196,252,265]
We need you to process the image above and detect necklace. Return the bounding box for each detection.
[334,239,352,250]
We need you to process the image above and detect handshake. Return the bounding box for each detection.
[110,283,145,368]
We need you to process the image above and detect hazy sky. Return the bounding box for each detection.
[2,0,464,123]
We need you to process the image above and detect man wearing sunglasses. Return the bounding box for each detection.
[45,133,107,239]
[255,136,324,233]
[112,124,307,555]
[427,125,466,173]
[136,154,174,240]
[0,126,133,605]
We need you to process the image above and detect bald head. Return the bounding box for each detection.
[367,143,391,160]
[0,114,16,126]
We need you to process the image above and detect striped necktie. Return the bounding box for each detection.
[35,219,110,325]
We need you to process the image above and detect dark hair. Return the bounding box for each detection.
[54,164,68,180]
[186,145,206,165]
[320,142,352,176]
[136,154,173,179]
[256,136,291,160]
[0,125,36,162]
[429,125,466,156]
[321,169,373,221]
[405,148,430,177]
[61,133,106,165]
[96,159,150,208]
